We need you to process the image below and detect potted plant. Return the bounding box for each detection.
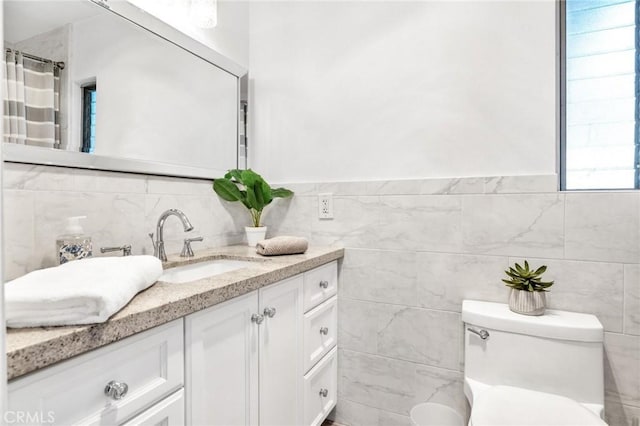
[502,260,554,316]
[213,169,294,246]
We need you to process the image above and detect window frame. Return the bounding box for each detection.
[559,0,640,191]
[559,0,567,190]
[81,84,96,154]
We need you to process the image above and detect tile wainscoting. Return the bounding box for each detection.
[2,162,246,281]
[266,175,640,426]
[2,168,638,425]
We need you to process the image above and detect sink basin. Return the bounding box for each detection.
[159,259,255,284]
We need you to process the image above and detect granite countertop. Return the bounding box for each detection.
[6,245,344,380]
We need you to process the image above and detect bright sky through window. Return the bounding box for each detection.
[563,0,638,190]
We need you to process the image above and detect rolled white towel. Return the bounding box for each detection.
[5,255,162,328]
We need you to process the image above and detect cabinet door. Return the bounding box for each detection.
[259,275,304,426]
[185,291,259,426]
[122,389,184,426]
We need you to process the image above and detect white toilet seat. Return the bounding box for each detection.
[470,385,607,426]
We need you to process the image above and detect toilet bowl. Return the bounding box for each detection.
[468,384,606,426]
[462,300,607,426]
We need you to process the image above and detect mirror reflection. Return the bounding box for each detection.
[3,0,240,176]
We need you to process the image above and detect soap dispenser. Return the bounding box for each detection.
[56,216,93,264]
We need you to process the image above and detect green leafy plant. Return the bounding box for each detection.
[213,169,294,227]
[502,260,554,292]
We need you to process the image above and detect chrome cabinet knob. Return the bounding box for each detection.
[319,327,329,335]
[263,307,277,318]
[319,388,328,397]
[104,380,128,400]
[319,280,329,289]
[251,313,264,324]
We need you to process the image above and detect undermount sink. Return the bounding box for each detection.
[159,259,255,284]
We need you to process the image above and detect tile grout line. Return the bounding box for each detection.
[339,347,464,374]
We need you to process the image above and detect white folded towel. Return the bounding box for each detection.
[5,255,163,328]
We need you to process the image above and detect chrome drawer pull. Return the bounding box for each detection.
[319,327,329,335]
[319,280,329,289]
[263,307,277,318]
[251,313,264,324]
[104,380,128,400]
[319,388,328,397]
[467,327,489,340]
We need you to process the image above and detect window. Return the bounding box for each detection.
[82,84,96,153]
[561,0,639,190]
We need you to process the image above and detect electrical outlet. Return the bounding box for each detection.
[318,193,334,219]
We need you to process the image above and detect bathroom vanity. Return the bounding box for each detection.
[5,246,342,425]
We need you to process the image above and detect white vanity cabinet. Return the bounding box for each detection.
[7,260,339,426]
[303,296,337,372]
[185,291,259,426]
[185,275,303,426]
[7,319,185,425]
[185,260,338,426]
[302,262,338,312]
[301,262,339,426]
[258,275,304,426]
[121,390,185,426]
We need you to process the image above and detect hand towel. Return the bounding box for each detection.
[256,236,308,256]
[5,255,162,328]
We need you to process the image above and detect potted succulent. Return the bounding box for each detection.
[213,169,294,246]
[502,260,554,316]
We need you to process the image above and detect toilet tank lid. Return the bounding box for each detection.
[461,300,603,342]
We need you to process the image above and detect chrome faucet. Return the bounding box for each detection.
[150,209,194,261]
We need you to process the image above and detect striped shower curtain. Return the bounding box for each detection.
[3,50,60,148]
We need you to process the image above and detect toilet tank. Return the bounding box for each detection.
[462,300,604,405]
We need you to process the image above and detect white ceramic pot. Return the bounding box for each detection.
[245,226,267,247]
[508,289,546,316]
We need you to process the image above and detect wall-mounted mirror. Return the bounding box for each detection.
[3,0,247,179]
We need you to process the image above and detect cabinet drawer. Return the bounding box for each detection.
[303,261,338,312]
[303,296,337,373]
[8,319,184,426]
[122,389,184,426]
[303,347,337,426]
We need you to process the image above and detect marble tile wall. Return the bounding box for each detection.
[2,162,245,280]
[3,167,638,425]
[267,175,640,426]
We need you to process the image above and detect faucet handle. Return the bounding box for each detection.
[101,245,132,256]
[148,233,158,256]
[181,237,203,257]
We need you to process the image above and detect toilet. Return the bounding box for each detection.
[462,300,608,426]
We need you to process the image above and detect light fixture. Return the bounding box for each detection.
[189,0,217,29]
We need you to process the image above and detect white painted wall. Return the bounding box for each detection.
[249,1,557,182]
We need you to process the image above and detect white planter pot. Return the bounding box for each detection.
[245,226,267,247]
[508,289,546,316]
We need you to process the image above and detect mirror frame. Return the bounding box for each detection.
[3,0,248,179]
